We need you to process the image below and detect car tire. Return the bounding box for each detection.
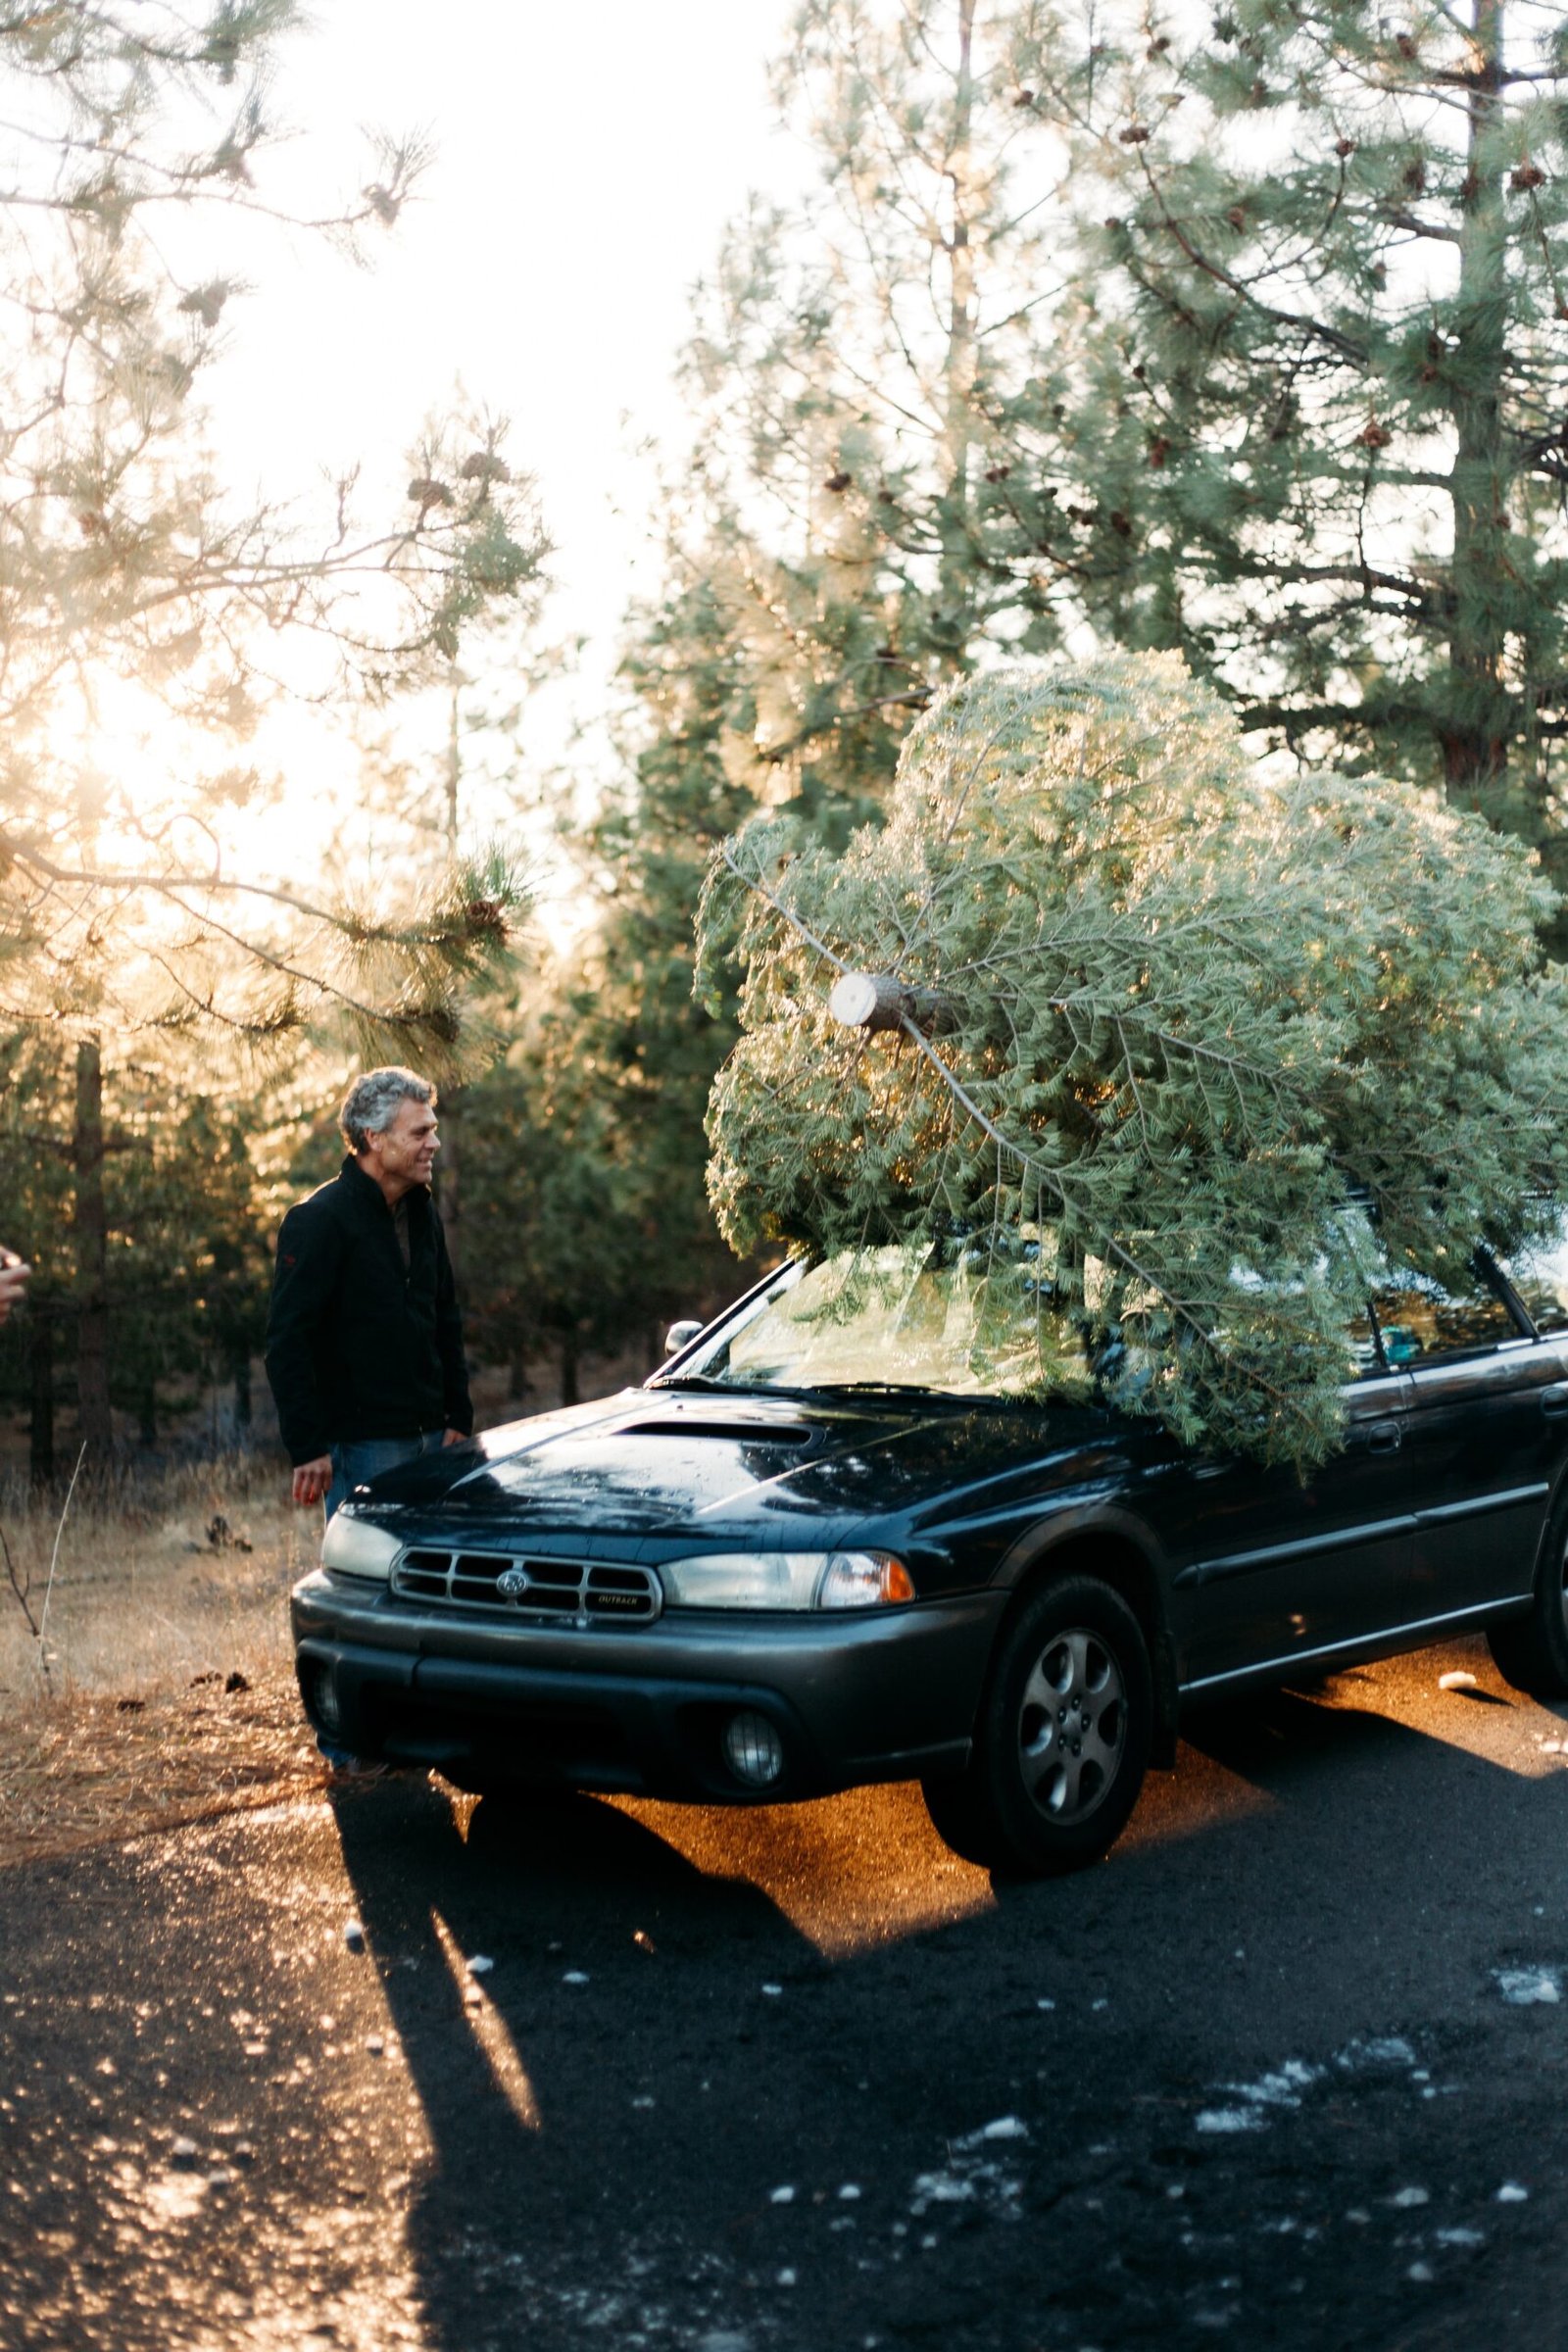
[1487,1515,1568,1698]
[921,1574,1152,1878]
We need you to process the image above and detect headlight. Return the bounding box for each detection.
[319,1510,400,1582]
[660,1549,913,1610]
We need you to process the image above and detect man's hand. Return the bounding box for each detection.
[443,1428,467,1447]
[0,1249,30,1326]
[292,1454,333,1506]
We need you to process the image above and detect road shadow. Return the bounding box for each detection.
[326,1651,1568,2352]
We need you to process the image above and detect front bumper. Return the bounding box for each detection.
[290,1570,1003,1801]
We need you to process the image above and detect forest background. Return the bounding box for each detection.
[1,0,1565,1491]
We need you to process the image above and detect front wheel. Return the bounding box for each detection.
[1488,1518,1568,1698]
[922,1574,1152,1878]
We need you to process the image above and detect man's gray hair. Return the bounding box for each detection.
[339,1066,435,1154]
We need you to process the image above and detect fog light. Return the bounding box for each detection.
[722,1709,785,1788]
[306,1662,342,1738]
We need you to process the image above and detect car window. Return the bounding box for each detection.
[1499,1215,1568,1338]
[1368,1252,1521,1367]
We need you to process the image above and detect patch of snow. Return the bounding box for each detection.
[1336,2035,1416,2070]
[1494,1967,1560,2005]
[1496,2181,1530,2203]
[911,2171,978,2204]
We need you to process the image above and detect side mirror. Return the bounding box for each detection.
[663,1319,704,1359]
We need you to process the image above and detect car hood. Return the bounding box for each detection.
[351,1385,1130,1544]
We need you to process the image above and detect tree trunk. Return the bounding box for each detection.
[28,1298,55,1488]
[230,1347,253,1430]
[438,1083,464,1294]
[559,1329,579,1409]
[73,1035,113,1458]
[933,0,978,669]
[1444,0,1516,822]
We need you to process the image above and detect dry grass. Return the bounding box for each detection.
[0,1452,309,1702]
[0,1455,328,1866]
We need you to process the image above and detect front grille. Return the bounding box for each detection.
[392,1546,662,1626]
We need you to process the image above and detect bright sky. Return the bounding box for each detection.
[204,0,803,820]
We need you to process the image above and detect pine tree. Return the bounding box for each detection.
[595,1,1092,1321]
[0,6,549,1461]
[699,653,1568,1471]
[645,0,1094,824]
[0,7,548,1053]
[1045,0,1568,883]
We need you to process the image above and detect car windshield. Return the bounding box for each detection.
[663,1239,1098,1400]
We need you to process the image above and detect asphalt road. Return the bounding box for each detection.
[5,1632,1568,2352]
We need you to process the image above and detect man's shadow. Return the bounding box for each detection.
[331,1770,828,2337]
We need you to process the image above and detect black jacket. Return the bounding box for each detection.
[265,1157,473,1465]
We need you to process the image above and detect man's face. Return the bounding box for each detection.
[365,1097,439,1196]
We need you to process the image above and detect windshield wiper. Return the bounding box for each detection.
[786,1380,947,1398]
[646,1373,737,1392]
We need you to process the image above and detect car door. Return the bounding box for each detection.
[1171,1302,1419,1690]
[1369,1253,1560,1619]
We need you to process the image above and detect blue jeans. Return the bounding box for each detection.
[325,1429,449,1520]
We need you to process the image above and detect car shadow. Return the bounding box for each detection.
[327,1660,1568,2352]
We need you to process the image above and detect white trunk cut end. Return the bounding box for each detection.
[828,971,906,1031]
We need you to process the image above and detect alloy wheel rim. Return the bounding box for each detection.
[1017,1628,1126,1827]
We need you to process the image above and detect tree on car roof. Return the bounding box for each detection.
[697,652,1568,1471]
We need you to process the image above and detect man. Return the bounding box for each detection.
[0,1246,29,1323]
[266,1067,473,1520]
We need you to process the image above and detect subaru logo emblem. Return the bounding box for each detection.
[496,1566,529,1602]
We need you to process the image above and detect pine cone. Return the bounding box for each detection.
[1358,419,1391,450]
[1118,123,1152,145]
[824,470,853,493]
[1510,163,1546,193]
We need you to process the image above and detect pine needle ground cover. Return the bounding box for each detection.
[699,653,1568,1473]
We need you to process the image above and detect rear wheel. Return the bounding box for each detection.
[922,1574,1152,1877]
[1487,1518,1568,1698]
